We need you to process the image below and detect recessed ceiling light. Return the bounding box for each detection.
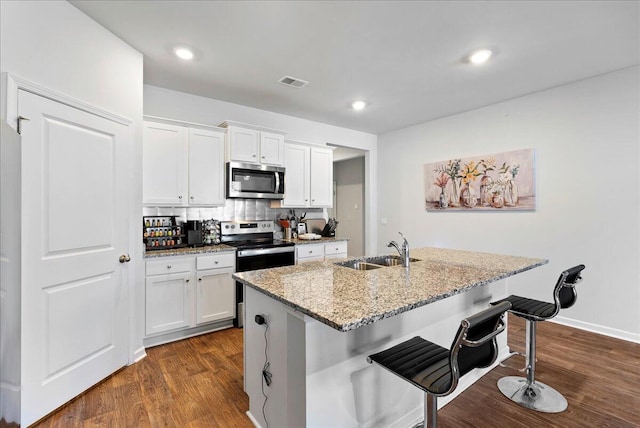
[468,49,492,64]
[174,47,194,60]
[352,100,366,111]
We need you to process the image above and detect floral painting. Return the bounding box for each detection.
[424,148,535,211]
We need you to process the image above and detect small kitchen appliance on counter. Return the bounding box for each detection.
[185,220,204,247]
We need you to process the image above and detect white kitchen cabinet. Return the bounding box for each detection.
[145,252,236,343]
[295,241,348,264]
[221,121,286,166]
[197,268,235,324]
[196,253,236,324]
[323,241,348,260]
[143,121,188,206]
[143,118,225,206]
[296,243,325,263]
[309,147,333,207]
[228,126,260,163]
[281,142,334,208]
[188,128,225,205]
[145,257,194,336]
[282,143,310,206]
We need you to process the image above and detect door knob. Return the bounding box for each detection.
[119,254,131,263]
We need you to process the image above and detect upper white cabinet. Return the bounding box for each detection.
[188,128,225,206]
[220,121,286,166]
[282,143,310,206]
[281,142,334,208]
[143,118,225,206]
[309,147,333,207]
[143,121,188,206]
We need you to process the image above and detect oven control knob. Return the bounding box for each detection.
[231,225,235,229]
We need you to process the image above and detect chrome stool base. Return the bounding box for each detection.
[497,376,568,413]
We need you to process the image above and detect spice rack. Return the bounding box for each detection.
[143,216,186,250]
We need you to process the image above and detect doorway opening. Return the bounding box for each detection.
[328,146,366,257]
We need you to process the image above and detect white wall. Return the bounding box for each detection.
[144,85,379,254]
[377,67,640,341]
[0,0,145,359]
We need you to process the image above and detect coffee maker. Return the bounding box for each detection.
[185,220,204,247]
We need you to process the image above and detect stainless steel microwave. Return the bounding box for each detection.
[226,162,285,199]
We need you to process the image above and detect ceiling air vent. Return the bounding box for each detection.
[278,75,309,88]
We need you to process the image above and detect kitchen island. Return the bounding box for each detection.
[234,247,546,428]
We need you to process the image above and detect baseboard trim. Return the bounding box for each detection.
[132,346,147,364]
[246,410,262,428]
[143,320,235,348]
[551,316,640,344]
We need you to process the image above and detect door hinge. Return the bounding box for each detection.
[17,116,30,135]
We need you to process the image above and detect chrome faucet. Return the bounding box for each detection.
[387,232,410,267]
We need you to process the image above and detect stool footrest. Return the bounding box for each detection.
[497,376,567,413]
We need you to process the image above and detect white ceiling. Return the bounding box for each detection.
[70,1,639,135]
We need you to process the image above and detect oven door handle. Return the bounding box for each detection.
[237,247,295,257]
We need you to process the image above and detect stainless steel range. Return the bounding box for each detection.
[221,220,295,327]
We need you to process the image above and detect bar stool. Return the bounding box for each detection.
[491,264,585,413]
[367,302,511,428]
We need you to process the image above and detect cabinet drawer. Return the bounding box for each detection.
[197,252,235,270]
[297,243,324,259]
[324,241,348,256]
[146,257,194,276]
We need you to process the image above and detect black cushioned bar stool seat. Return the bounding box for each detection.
[491,264,585,413]
[368,302,511,428]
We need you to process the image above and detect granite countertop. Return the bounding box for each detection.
[284,236,349,245]
[144,244,236,259]
[233,247,547,332]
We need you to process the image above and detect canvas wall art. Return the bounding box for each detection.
[424,148,535,211]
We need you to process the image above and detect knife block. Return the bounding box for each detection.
[321,225,335,237]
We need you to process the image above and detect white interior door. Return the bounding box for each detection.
[18,89,129,426]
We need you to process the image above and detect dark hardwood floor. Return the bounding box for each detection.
[31,315,640,427]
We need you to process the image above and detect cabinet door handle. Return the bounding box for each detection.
[190,195,195,200]
[185,279,190,283]
[167,265,172,269]
[252,154,257,158]
[178,195,183,200]
[261,155,265,159]
[215,260,219,264]
[198,277,202,282]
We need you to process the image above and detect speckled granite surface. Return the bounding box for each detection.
[284,237,349,245]
[144,244,236,259]
[234,247,547,332]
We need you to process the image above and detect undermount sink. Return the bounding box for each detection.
[335,260,383,270]
[336,256,421,270]
[365,255,421,266]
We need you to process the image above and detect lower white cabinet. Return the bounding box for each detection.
[324,241,348,260]
[295,241,348,264]
[145,258,194,336]
[196,266,235,324]
[296,243,325,263]
[145,252,236,339]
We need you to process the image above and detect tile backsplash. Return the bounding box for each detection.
[143,199,324,225]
